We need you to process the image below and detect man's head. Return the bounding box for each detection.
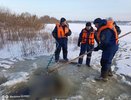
[60,17,67,26]
[93,18,102,28]
[85,22,91,30]
[107,17,113,21]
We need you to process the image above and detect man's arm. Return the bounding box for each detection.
[115,25,121,35]
[77,30,83,47]
[94,31,99,45]
[65,29,72,36]
[52,26,57,39]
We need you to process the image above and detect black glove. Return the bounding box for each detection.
[94,46,100,51]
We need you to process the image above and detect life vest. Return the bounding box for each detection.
[56,23,69,38]
[81,29,95,45]
[97,20,118,44]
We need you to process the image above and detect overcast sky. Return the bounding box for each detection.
[0,0,131,21]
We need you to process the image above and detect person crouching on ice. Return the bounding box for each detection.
[52,17,72,62]
[77,22,95,67]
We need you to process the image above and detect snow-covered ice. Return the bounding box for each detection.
[0,23,131,86]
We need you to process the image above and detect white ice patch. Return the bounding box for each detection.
[9,58,18,62]
[0,60,15,69]
[98,97,105,100]
[111,65,116,71]
[119,26,131,43]
[96,88,104,95]
[86,76,96,83]
[117,93,130,100]
[2,72,29,86]
[0,60,14,65]
[0,42,22,59]
[0,63,11,69]
[68,95,83,100]
[32,62,38,69]
[120,75,131,86]
[116,59,131,77]
[23,56,37,60]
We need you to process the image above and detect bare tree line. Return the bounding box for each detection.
[40,15,59,24]
[0,8,78,57]
[0,8,44,42]
[0,8,56,56]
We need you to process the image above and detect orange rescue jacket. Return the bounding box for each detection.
[97,20,118,44]
[56,23,69,38]
[81,29,95,45]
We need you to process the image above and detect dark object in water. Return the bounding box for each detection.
[0,76,8,85]
[4,67,74,99]
[29,67,74,99]
[29,68,61,97]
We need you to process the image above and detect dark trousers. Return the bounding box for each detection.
[100,45,118,73]
[78,44,94,65]
[55,38,68,61]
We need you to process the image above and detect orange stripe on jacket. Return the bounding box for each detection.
[81,29,95,45]
[56,23,69,38]
[97,20,118,44]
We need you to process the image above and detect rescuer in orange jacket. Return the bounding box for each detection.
[93,18,119,82]
[77,22,96,67]
[52,17,72,62]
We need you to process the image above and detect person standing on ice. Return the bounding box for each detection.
[52,17,72,62]
[93,18,119,82]
[106,17,121,76]
[77,22,95,67]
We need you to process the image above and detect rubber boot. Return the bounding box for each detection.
[95,70,108,82]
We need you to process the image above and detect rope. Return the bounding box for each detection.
[48,31,131,73]
[46,41,59,69]
[119,31,131,39]
[48,49,93,73]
